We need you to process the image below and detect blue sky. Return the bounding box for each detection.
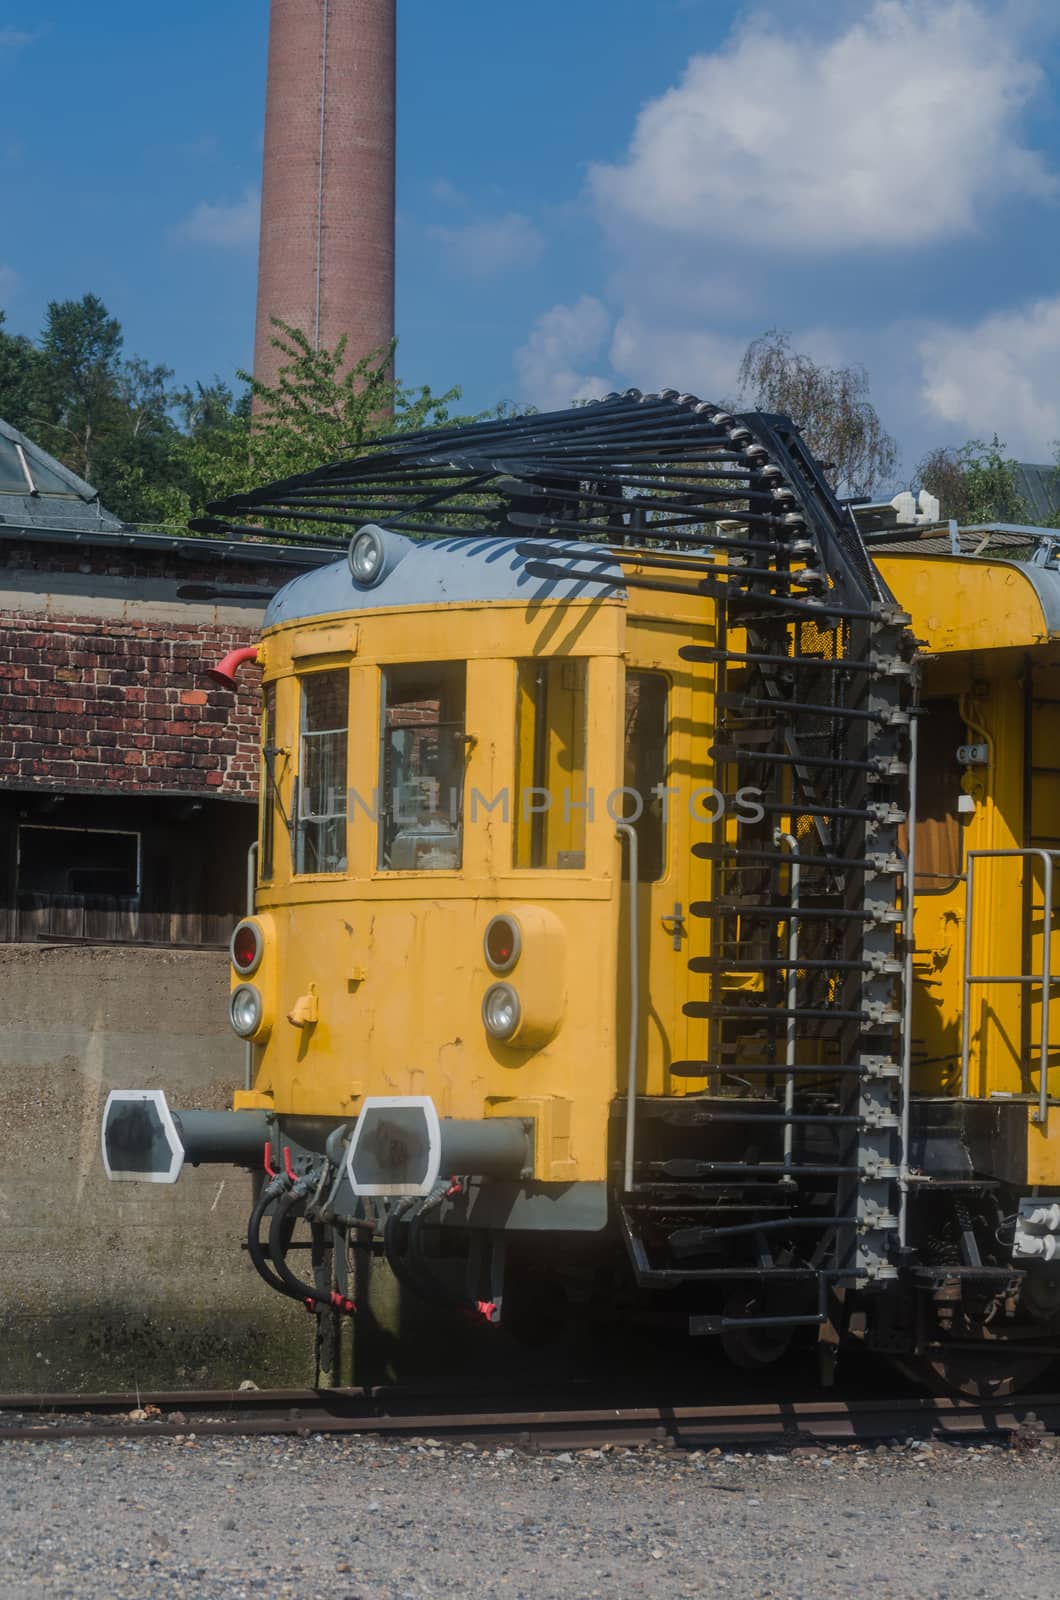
[3,0,1060,479]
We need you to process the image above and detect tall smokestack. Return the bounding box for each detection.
[253,0,396,394]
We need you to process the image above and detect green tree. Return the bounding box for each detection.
[0,302,472,529]
[916,436,1030,525]
[0,310,45,432]
[738,329,899,498]
[35,293,125,483]
[160,319,471,525]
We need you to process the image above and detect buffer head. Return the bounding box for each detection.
[101,1089,185,1184]
[344,1096,441,1197]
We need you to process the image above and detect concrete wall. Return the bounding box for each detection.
[0,944,315,1393]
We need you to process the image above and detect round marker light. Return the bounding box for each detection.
[482,982,521,1042]
[230,920,262,976]
[348,527,386,587]
[230,984,263,1038]
[484,914,521,974]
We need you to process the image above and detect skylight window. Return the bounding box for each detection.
[0,435,33,493]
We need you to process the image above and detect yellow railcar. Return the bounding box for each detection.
[102,396,1060,1394]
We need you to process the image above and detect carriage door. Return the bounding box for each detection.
[623,619,712,1095]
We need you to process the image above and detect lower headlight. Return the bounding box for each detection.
[482,982,521,1042]
[230,984,263,1038]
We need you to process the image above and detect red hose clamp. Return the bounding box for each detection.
[446,1177,464,1198]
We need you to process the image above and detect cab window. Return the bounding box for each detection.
[294,670,348,874]
[907,696,965,894]
[379,663,466,870]
[623,671,668,882]
[514,659,588,869]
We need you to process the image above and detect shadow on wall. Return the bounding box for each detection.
[0,944,314,1394]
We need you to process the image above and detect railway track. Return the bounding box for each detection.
[1,1385,1058,1450]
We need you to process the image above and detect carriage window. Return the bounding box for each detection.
[514,659,588,870]
[905,696,965,894]
[295,670,348,874]
[623,671,668,882]
[379,663,466,871]
[260,681,277,881]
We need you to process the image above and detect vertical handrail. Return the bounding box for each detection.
[898,712,918,1247]
[960,850,975,1099]
[244,841,259,1093]
[961,847,1060,1126]
[775,831,800,1173]
[616,822,640,1192]
[1041,852,1053,1127]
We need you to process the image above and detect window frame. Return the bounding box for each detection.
[293,667,350,877]
[513,657,590,872]
[377,661,468,874]
[622,668,670,884]
[906,695,966,896]
[16,823,142,904]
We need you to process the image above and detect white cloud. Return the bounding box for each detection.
[430,177,469,208]
[0,263,17,305]
[590,0,1054,253]
[174,187,260,249]
[608,315,745,404]
[919,294,1060,458]
[515,297,613,411]
[427,212,544,278]
[0,28,33,53]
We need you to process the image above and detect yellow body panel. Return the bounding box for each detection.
[236,583,721,1184]
[881,553,1060,1154]
[876,554,1053,653]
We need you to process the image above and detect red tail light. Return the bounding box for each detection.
[485,915,521,974]
[231,920,263,976]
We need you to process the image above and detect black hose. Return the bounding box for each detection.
[247,1178,302,1301]
[268,1181,355,1315]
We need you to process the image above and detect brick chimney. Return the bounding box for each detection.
[253,0,396,394]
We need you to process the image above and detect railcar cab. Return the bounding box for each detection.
[212,528,717,1209]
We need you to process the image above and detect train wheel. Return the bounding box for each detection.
[720,1291,795,1371]
[895,1348,1052,1399]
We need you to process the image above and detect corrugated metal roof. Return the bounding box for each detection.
[1013,463,1060,526]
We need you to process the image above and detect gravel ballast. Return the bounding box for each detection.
[2,1433,1059,1598]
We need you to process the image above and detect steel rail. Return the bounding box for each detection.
[1,1386,1058,1450]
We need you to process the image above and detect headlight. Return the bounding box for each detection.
[230,984,263,1038]
[348,526,386,586]
[230,920,263,976]
[482,982,521,1041]
[484,914,521,974]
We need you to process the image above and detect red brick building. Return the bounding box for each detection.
[0,418,327,945]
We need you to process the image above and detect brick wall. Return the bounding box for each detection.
[0,612,262,798]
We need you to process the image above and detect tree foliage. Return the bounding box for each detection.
[915,435,1031,526]
[738,329,899,498]
[0,298,469,527]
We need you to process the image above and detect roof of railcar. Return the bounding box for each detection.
[263,533,627,628]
